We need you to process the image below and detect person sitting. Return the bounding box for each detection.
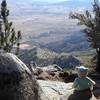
[68,66,96,100]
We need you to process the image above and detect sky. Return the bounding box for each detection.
[34,0,86,2]
[33,0,84,3]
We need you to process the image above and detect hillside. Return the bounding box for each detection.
[19,47,86,69]
[40,31,92,53]
[19,47,58,66]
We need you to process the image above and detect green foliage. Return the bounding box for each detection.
[0,0,22,54]
[82,57,94,68]
[69,1,100,50]
[69,0,100,72]
[59,69,72,77]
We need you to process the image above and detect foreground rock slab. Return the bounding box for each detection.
[38,80,73,100]
[38,80,97,100]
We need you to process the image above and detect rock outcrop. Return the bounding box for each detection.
[31,64,62,75]
[32,64,62,81]
[38,80,73,100]
[38,80,97,100]
[0,53,41,100]
[40,64,63,73]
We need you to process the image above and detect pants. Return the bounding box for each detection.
[68,89,92,100]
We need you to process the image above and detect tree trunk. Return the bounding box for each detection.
[95,50,100,73]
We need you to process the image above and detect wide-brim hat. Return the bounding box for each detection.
[76,66,88,73]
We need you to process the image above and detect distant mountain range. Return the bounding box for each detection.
[5,0,94,53]
[7,0,92,16]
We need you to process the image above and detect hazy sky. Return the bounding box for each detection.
[33,0,86,2]
[33,0,65,3]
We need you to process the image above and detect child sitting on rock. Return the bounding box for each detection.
[73,66,95,91]
[68,66,96,100]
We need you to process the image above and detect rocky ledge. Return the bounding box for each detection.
[38,80,97,100]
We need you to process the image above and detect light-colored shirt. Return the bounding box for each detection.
[73,77,95,91]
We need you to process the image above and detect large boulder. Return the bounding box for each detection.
[0,53,41,100]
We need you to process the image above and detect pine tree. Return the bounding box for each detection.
[69,0,100,73]
[0,0,22,55]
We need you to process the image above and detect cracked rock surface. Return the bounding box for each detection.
[38,80,97,100]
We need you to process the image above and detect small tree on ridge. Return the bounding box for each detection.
[0,0,22,55]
